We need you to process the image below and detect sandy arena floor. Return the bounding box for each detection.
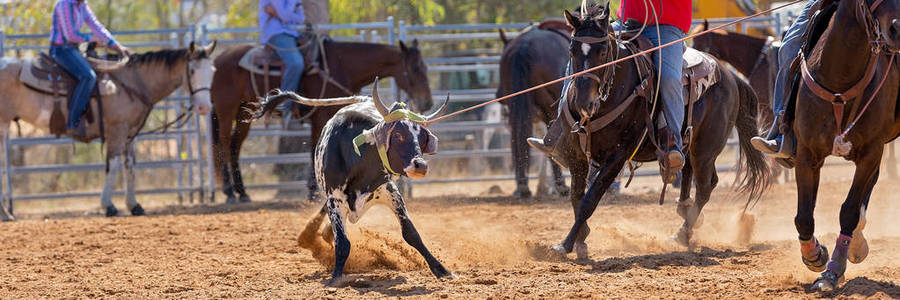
[1,170,899,299]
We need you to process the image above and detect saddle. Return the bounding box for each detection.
[19,53,113,138]
[238,33,324,77]
[537,18,574,35]
[621,31,720,105]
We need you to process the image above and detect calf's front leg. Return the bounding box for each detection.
[384,183,455,279]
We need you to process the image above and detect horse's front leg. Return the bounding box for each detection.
[0,124,13,221]
[794,145,829,274]
[555,150,627,257]
[123,141,144,216]
[384,182,454,279]
[813,146,882,292]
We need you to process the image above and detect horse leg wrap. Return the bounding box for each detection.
[800,237,829,272]
[800,237,821,260]
[826,234,852,277]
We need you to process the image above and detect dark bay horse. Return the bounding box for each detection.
[210,39,433,203]
[545,3,770,258]
[497,22,571,198]
[786,0,900,291]
[691,21,779,126]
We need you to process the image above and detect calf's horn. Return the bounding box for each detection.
[424,93,451,120]
[267,90,369,106]
[371,78,391,117]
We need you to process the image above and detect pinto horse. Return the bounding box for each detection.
[785,0,900,291]
[544,3,771,258]
[210,39,433,203]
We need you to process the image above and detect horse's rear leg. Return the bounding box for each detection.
[213,110,238,204]
[552,163,569,197]
[674,153,714,247]
[814,150,882,291]
[230,109,253,203]
[123,142,144,216]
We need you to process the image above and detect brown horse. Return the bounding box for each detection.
[691,21,779,126]
[785,0,900,291]
[543,3,770,258]
[210,39,433,203]
[497,23,572,198]
[0,42,216,220]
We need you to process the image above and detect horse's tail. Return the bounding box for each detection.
[734,76,772,210]
[505,43,535,185]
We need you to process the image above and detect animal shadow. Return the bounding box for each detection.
[585,247,747,274]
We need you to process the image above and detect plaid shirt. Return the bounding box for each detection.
[50,0,117,46]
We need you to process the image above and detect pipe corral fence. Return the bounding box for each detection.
[7,14,878,215]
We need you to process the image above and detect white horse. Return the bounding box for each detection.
[0,42,216,220]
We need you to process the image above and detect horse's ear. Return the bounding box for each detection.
[399,40,408,53]
[188,41,197,55]
[498,29,509,46]
[564,10,581,29]
[411,38,419,49]
[703,19,709,31]
[204,40,218,55]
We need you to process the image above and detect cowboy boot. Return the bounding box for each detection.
[527,119,566,159]
[751,114,783,154]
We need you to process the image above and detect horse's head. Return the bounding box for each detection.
[396,39,434,113]
[860,0,900,52]
[565,1,614,119]
[185,41,217,115]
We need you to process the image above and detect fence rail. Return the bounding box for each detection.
[1,15,807,214]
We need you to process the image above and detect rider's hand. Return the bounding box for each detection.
[115,44,132,56]
[264,4,279,19]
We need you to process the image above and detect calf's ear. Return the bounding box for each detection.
[423,129,439,155]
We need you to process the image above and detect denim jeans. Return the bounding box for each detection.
[50,45,96,129]
[773,0,816,116]
[614,23,686,149]
[268,33,305,93]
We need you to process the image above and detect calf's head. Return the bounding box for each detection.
[355,83,449,179]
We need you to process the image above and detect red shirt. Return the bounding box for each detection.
[617,0,693,33]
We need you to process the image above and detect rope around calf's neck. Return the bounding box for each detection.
[422,0,807,126]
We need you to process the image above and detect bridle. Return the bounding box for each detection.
[185,59,211,100]
[572,33,618,117]
[858,0,893,54]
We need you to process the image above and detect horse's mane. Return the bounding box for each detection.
[579,1,607,21]
[127,47,209,68]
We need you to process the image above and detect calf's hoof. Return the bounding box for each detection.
[105,205,119,217]
[812,270,843,292]
[130,204,145,216]
[803,244,829,272]
[239,194,252,203]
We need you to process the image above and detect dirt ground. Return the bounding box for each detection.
[2,167,900,299]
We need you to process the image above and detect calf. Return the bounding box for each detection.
[258,83,454,286]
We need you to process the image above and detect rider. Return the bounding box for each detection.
[50,0,130,136]
[750,0,818,158]
[530,0,692,174]
[259,0,307,114]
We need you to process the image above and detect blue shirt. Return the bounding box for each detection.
[259,0,305,44]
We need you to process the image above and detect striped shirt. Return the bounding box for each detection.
[50,0,117,46]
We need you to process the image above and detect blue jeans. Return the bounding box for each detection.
[773,0,816,117]
[268,34,305,112]
[613,23,686,149]
[50,45,96,129]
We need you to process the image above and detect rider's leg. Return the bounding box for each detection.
[644,25,686,169]
[528,61,574,158]
[50,45,96,132]
[268,33,305,113]
[751,0,816,155]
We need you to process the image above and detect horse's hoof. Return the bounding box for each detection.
[325,276,348,287]
[513,188,532,199]
[555,185,570,197]
[239,194,252,203]
[433,267,457,280]
[803,244,829,272]
[1,213,14,222]
[130,204,145,216]
[812,270,843,292]
[105,205,119,217]
[849,231,869,264]
[676,198,694,220]
[671,226,691,247]
[225,195,238,204]
[574,242,589,260]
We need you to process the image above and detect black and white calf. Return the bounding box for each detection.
[258,83,454,286]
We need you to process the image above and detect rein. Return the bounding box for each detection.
[799,0,895,156]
